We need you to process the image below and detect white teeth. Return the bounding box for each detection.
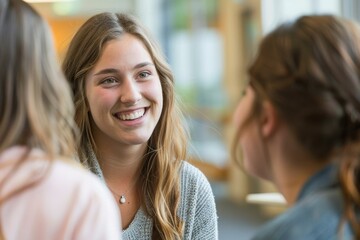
[118,109,145,120]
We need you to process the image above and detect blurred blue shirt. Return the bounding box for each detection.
[252,164,354,240]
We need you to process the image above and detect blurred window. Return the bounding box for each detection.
[261,0,342,35]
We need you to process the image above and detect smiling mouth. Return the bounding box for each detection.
[115,108,146,121]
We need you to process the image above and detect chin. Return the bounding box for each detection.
[126,135,152,145]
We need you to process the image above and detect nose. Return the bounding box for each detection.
[120,78,142,105]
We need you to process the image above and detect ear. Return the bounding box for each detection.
[260,101,278,138]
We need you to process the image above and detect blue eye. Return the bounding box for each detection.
[138,71,150,78]
[102,77,117,84]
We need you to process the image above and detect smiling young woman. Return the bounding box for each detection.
[62,12,218,240]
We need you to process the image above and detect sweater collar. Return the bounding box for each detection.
[85,142,105,182]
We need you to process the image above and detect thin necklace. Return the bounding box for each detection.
[106,179,138,205]
[108,187,128,204]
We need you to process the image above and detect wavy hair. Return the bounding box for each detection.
[0,0,77,157]
[0,0,78,237]
[62,12,188,239]
[234,15,360,237]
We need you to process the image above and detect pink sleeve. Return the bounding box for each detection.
[2,161,122,240]
[59,172,122,240]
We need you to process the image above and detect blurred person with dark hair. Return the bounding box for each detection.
[233,15,360,239]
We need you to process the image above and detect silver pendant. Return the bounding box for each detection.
[120,195,126,204]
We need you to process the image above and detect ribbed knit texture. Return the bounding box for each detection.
[86,146,218,240]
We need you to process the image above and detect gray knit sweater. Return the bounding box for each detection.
[86,148,218,240]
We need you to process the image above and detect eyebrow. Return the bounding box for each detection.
[134,62,154,69]
[93,68,118,76]
[93,62,154,76]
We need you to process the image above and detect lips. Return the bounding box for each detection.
[115,108,145,121]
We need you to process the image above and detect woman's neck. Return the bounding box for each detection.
[94,140,147,187]
[267,126,328,205]
[271,150,328,205]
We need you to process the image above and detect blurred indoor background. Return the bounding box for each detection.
[27,0,360,239]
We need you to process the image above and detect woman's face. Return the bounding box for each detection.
[234,86,271,180]
[85,33,163,147]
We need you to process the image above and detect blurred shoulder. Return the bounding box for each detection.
[50,159,105,190]
[0,146,110,198]
[1,147,121,239]
[253,188,348,240]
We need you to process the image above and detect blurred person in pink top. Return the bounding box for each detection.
[0,0,122,239]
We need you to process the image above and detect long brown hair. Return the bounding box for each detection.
[0,0,78,237]
[62,13,188,239]
[234,15,360,237]
[0,0,77,157]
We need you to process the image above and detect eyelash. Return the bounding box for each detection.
[138,71,151,79]
[101,77,118,84]
[99,71,151,85]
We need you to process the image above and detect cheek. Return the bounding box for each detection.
[240,124,270,180]
[240,126,256,171]
[234,102,245,128]
[86,88,116,117]
[233,93,253,130]
[145,80,163,106]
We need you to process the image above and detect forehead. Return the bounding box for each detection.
[94,33,153,69]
